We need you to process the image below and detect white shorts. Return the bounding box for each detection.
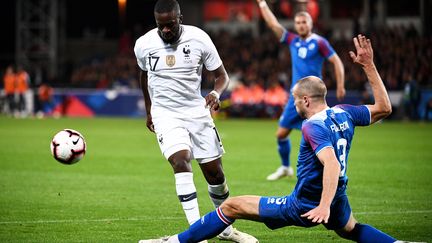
[152,116,225,163]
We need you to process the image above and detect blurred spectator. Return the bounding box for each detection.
[403,74,420,120]
[15,66,30,117]
[37,83,54,118]
[2,65,16,116]
[230,83,250,117]
[229,78,265,118]
[263,76,288,118]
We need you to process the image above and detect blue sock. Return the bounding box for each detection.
[347,223,396,243]
[277,138,291,167]
[178,207,234,243]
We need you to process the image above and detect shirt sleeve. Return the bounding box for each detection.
[202,33,223,71]
[317,37,336,59]
[134,39,147,71]
[302,121,333,155]
[280,29,296,45]
[336,104,371,126]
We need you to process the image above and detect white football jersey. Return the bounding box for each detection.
[134,25,223,119]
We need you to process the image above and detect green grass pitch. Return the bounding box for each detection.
[0,117,431,242]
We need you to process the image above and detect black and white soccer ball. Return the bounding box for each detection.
[50,129,86,165]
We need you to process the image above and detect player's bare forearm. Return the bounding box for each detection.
[363,64,392,123]
[139,71,155,132]
[349,34,391,123]
[205,65,229,111]
[301,147,339,224]
[330,54,346,101]
[212,65,229,95]
[256,0,285,39]
[318,148,340,208]
[139,71,152,115]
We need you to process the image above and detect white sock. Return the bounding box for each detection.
[208,180,229,208]
[208,180,232,236]
[175,172,200,225]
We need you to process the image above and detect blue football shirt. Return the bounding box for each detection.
[280,30,336,90]
[293,105,371,203]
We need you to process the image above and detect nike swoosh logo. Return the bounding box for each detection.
[182,195,194,201]
[149,51,157,56]
[72,138,80,145]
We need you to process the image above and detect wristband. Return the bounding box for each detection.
[259,1,268,8]
[209,90,220,100]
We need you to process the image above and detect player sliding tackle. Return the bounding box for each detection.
[139,35,420,243]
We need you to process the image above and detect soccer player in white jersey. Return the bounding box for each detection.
[139,35,419,243]
[134,0,257,242]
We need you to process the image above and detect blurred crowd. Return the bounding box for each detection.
[2,25,431,119]
[65,25,432,94]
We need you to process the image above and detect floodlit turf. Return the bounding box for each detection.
[0,116,431,242]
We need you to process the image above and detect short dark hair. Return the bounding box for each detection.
[154,0,180,14]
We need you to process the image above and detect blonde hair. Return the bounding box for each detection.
[295,76,327,102]
[295,11,313,26]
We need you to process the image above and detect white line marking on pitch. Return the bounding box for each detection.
[0,210,431,225]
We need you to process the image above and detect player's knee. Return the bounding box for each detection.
[335,216,357,239]
[168,155,192,172]
[220,198,240,218]
[276,129,290,139]
[205,170,225,185]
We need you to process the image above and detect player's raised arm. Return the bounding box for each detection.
[139,71,154,132]
[256,0,285,40]
[349,34,392,124]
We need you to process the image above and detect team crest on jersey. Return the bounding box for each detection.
[308,43,316,50]
[183,45,191,57]
[166,55,176,67]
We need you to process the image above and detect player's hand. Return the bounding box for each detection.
[336,87,346,101]
[205,91,221,111]
[349,34,374,68]
[146,114,155,133]
[301,205,330,224]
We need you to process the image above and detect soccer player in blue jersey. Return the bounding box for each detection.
[256,0,346,180]
[139,35,407,243]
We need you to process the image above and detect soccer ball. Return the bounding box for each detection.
[50,129,86,165]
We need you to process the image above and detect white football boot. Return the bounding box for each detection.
[217,228,259,243]
[266,166,294,181]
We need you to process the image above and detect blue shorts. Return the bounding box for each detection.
[279,96,303,130]
[259,193,351,230]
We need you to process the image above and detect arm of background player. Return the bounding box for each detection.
[349,34,392,124]
[301,147,340,224]
[139,71,154,132]
[328,54,346,101]
[256,0,285,40]
[205,64,229,111]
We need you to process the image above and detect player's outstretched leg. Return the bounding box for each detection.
[337,215,396,243]
[203,160,258,243]
[137,207,238,243]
